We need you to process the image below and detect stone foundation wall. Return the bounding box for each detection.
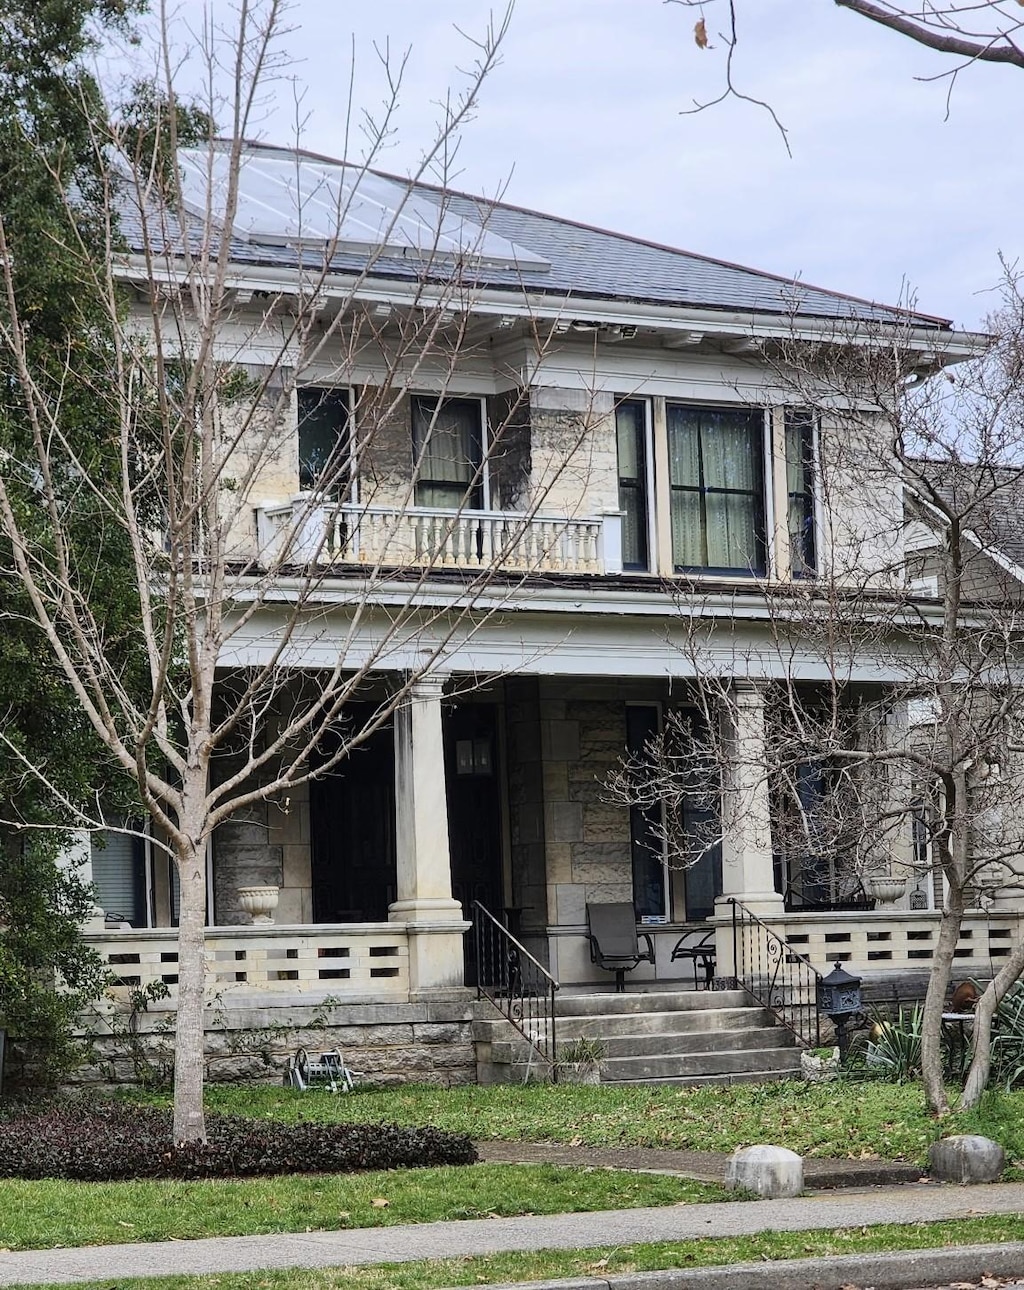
[73,996,477,1089]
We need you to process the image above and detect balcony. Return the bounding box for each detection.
[256,498,625,576]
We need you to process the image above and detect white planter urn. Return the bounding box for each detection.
[238,884,280,925]
[863,875,908,904]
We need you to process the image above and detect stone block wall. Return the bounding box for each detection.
[73,996,477,1089]
[539,683,633,927]
[528,388,618,519]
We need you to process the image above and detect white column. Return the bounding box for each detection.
[716,683,784,918]
[388,676,469,994]
[63,829,106,929]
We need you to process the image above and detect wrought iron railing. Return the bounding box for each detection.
[729,898,823,1048]
[472,901,560,1077]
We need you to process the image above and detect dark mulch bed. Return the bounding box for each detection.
[0,1098,476,1181]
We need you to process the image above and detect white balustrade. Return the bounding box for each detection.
[87,924,410,1000]
[256,497,622,576]
[754,909,1022,976]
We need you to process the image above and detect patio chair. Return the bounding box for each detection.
[586,902,654,993]
[670,928,717,989]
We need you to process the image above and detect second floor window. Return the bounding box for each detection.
[667,404,766,575]
[298,387,350,493]
[411,395,484,509]
[615,399,650,571]
[785,409,817,577]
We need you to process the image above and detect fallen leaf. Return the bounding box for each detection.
[371,1197,390,1208]
[694,18,709,48]
[587,1259,609,1271]
[116,1221,135,1229]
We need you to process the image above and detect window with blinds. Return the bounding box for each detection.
[91,828,148,927]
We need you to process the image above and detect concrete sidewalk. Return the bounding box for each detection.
[1,1181,1022,1287]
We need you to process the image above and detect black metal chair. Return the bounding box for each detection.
[670,927,717,989]
[586,902,654,993]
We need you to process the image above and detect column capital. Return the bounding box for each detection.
[730,681,767,707]
[406,673,449,702]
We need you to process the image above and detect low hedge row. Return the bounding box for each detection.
[0,1100,477,1180]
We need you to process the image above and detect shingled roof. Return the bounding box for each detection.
[129,141,953,333]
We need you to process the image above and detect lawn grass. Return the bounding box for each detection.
[13,1214,1024,1290]
[0,1164,720,1251]
[190,1079,1024,1169]
[195,1079,943,1162]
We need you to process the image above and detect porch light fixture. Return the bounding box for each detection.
[817,960,863,1062]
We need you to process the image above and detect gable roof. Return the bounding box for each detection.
[129,140,955,334]
[910,460,1024,582]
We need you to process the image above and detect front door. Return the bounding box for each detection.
[310,716,396,923]
[445,703,504,980]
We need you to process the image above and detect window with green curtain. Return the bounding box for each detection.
[667,404,766,574]
[784,408,816,577]
[615,399,649,570]
[411,396,484,509]
[298,387,350,494]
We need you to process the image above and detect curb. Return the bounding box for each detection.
[439,1239,1024,1289]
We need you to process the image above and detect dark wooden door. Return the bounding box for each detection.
[445,703,504,981]
[310,718,396,923]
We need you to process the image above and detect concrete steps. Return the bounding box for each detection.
[474,987,802,1088]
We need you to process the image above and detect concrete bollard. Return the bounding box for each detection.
[928,1134,1005,1183]
[724,1144,804,1198]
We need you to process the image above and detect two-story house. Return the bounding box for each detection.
[76,140,997,1087]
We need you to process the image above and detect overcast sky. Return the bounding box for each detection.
[155,1,1024,332]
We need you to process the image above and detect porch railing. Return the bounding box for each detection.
[472,901,560,1077]
[86,924,410,1000]
[729,898,822,1048]
[256,498,624,575]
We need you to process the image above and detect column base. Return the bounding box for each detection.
[715,892,785,918]
[389,899,470,993]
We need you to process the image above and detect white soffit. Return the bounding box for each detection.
[178,149,550,270]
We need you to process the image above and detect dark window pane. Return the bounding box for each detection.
[626,704,665,918]
[91,828,147,927]
[412,396,483,509]
[615,400,648,570]
[298,388,350,493]
[784,409,816,577]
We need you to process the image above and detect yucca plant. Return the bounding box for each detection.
[989,983,1024,1090]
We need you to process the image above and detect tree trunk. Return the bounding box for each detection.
[172,836,208,1143]
[920,888,963,1115]
[958,945,1024,1110]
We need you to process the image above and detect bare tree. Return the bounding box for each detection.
[608,278,1024,1113]
[670,1,1024,147]
[0,0,615,1140]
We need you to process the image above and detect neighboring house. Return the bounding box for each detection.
[75,141,1001,1083]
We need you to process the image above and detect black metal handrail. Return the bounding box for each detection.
[729,897,823,1048]
[472,901,560,1077]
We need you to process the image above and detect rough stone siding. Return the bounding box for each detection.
[528,388,618,519]
[357,389,415,508]
[212,803,284,926]
[73,997,477,1089]
[540,686,632,924]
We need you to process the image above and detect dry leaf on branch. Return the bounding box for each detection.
[694,18,709,48]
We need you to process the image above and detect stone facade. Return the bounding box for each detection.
[73,997,476,1089]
